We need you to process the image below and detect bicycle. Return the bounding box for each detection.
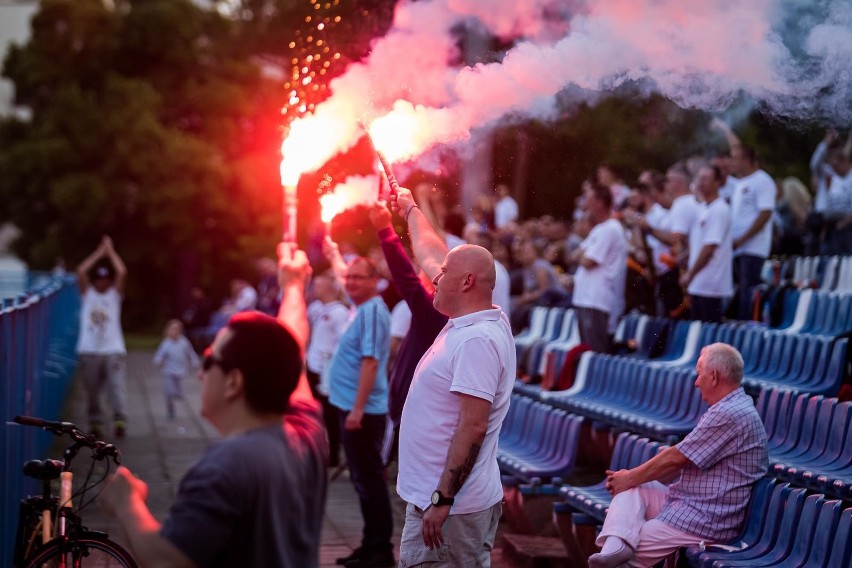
[11,415,138,567]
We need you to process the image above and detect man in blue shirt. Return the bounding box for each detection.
[328,256,394,568]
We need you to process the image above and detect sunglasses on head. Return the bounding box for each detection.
[202,349,232,372]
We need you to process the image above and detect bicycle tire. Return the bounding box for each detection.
[23,535,138,568]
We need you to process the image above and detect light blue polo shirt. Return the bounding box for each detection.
[328,295,391,415]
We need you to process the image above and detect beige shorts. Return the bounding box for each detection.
[398,501,501,568]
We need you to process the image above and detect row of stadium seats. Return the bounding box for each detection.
[788,254,852,293]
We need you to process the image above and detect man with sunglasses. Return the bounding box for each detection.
[101,245,328,568]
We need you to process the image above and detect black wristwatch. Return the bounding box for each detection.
[431,490,454,507]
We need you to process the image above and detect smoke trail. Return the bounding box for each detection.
[283,0,852,177]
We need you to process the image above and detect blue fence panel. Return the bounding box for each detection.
[1,272,79,565]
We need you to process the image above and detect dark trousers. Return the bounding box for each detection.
[307,370,341,467]
[337,409,393,552]
[734,254,765,321]
[574,306,612,353]
[689,295,723,323]
[656,268,684,318]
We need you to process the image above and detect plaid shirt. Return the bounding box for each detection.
[657,388,768,542]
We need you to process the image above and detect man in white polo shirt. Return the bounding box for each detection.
[730,144,775,320]
[396,244,515,567]
[680,166,733,323]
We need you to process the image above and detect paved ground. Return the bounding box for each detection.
[58,351,516,567]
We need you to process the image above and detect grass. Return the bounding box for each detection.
[124,333,161,350]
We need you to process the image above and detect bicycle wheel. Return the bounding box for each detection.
[23,536,138,568]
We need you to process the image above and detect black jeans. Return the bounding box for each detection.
[574,306,612,353]
[734,254,765,321]
[337,409,393,552]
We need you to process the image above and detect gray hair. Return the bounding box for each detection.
[701,343,744,385]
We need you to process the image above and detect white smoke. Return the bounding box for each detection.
[284,0,852,177]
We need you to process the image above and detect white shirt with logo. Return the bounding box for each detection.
[76,287,126,355]
[688,198,733,298]
[572,218,628,333]
[731,169,776,258]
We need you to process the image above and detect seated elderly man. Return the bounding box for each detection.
[589,343,768,568]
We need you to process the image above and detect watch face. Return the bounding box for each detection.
[431,491,440,505]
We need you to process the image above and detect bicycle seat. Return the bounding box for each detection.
[23,459,63,481]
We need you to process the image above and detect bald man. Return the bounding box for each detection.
[395,244,516,567]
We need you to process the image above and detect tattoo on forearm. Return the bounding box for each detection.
[449,443,481,495]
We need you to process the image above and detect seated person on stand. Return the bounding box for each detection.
[588,343,768,568]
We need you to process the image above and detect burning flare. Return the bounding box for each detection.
[319,175,381,225]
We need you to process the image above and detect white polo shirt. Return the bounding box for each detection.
[731,169,776,258]
[688,198,733,298]
[668,194,701,238]
[572,218,628,333]
[397,308,515,514]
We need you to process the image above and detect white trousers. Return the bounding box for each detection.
[595,482,710,568]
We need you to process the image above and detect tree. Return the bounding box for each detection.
[1,0,287,327]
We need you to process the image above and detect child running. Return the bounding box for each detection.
[153,319,200,419]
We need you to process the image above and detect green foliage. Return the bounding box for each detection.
[0,0,288,327]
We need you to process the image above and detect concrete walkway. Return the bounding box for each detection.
[58,351,515,567]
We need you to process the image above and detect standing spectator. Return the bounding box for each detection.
[367,202,449,473]
[680,166,733,323]
[255,257,280,316]
[305,270,350,468]
[153,320,200,419]
[822,147,852,254]
[181,286,212,352]
[638,165,697,318]
[597,164,631,210]
[730,145,775,320]
[572,184,628,353]
[588,344,767,568]
[76,236,129,438]
[101,245,328,567]
[494,183,519,229]
[326,254,395,568]
[395,243,514,567]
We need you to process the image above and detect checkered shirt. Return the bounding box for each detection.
[657,387,768,542]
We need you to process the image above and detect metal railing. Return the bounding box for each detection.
[1,272,80,564]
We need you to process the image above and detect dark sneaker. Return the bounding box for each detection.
[344,548,395,568]
[114,420,126,439]
[336,547,363,565]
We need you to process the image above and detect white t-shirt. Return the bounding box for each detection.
[688,198,733,298]
[572,218,627,333]
[645,203,671,274]
[492,259,511,318]
[76,287,126,355]
[824,171,852,217]
[398,309,515,513]
[668,194,701,238]
[494,196,519,228]
[390,300,412,339]
[306,300,352,375]
[731,169,776,258]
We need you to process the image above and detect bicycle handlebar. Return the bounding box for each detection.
[13,415,122,465]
